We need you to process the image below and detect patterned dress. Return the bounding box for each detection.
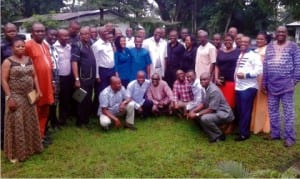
[4,58,43,161]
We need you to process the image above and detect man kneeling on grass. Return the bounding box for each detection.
[98,76,137,131]
[187,72,234,143]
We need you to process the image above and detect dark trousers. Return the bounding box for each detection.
[141,99,153,118]
[76,78,94,126]
[47,104,59,131]
[59,75,74,124]
[236,88,257,137]
[93,67,115,114]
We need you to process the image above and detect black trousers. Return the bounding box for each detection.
[141,99,153,118]
[76,78,94,126]
[59,75,74,124]
[92,67,115,115]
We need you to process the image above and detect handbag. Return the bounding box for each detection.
[27,90,38,104]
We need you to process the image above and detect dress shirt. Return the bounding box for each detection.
[129,48,152,80]
[99,86,129,115]
[54,41,71,76]
[235,49,262,91]
[173,80,193,102]
[127,79,151,109]
[186,79,203,111]
[92,38,114,78]
[126,37,135,48]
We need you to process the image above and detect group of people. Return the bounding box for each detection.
[1,20,299,163]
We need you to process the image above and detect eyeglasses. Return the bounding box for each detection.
[151,78,160,81]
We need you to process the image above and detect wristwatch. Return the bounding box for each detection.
[75,77,80,81]
[196,113,200,117]
[5,95,10,101]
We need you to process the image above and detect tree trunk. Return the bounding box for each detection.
[100,7,104,26]
[224,12,232,34]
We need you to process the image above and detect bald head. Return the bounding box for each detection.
[57,29,69,46]
[80,26,90,42]
[228,27,238,38]
[198,30,208,45]
[110,76,122,91]
[136,71,146,84]
[4,22,17,40]
[276,26,288,44]
[200,72,211,88]
[31,22,45,43]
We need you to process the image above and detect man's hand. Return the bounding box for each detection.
[236,72,245,79]
[187,111,197,120]
[74,80,81,88]
[114,119,121,128]
[96,78,101,83]
[119,102,126,112]
[262,87,267,94]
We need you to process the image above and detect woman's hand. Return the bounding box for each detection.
[7,98,18,111]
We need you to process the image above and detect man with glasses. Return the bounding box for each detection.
[147,73,173,115]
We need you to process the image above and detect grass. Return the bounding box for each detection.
[1,86,300,177]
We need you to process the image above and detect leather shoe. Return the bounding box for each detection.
[263,136,281,141]
[124,123,137,131]
[234,135,249,141]
[210,134,226,143]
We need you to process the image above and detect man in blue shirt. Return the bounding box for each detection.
[127,71,153,118]
[129,36,152,80]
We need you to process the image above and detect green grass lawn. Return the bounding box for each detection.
[1,86,300,177]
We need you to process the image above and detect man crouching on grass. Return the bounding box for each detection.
[187,72,234,143]
[98,76,137,131]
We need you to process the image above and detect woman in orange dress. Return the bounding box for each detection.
[250,32,270,134]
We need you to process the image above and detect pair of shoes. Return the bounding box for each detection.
[124,123,137,131]
[283,140,295,148]
[234,135,249,141]
[210,134,226,143]
[263,136,281,141]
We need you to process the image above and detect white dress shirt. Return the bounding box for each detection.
[53,41,71,76]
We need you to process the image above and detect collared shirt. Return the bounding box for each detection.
[114,48,132,81]
[126,37,135,48]
[143,37,168,77]
[173,79,193,102]
[167,42,185,70]
[235,49,262,91]
[195,42,217,79]
[54,41,72,76]
[147,80,173,104]
[71,41,96,79]
[186,79,203,110]
[99,85,129,115]
[202,82,233,119]
[127,79,150,109]
[44,40,59,70]
[92,38,114,78]
[129,47,152,80]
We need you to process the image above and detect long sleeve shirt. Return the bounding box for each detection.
[147,80,173,105]
[127,79,151,109]
[235,49,262,91]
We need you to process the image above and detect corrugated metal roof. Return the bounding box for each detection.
[286,21,300,26]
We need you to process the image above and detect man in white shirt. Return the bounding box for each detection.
[143,28,168,78]
[195,30,216,79]
[235,36,262,141]
[125,27,135,48]
[53,29,73,125]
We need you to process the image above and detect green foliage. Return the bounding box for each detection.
[22,15,61,31]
